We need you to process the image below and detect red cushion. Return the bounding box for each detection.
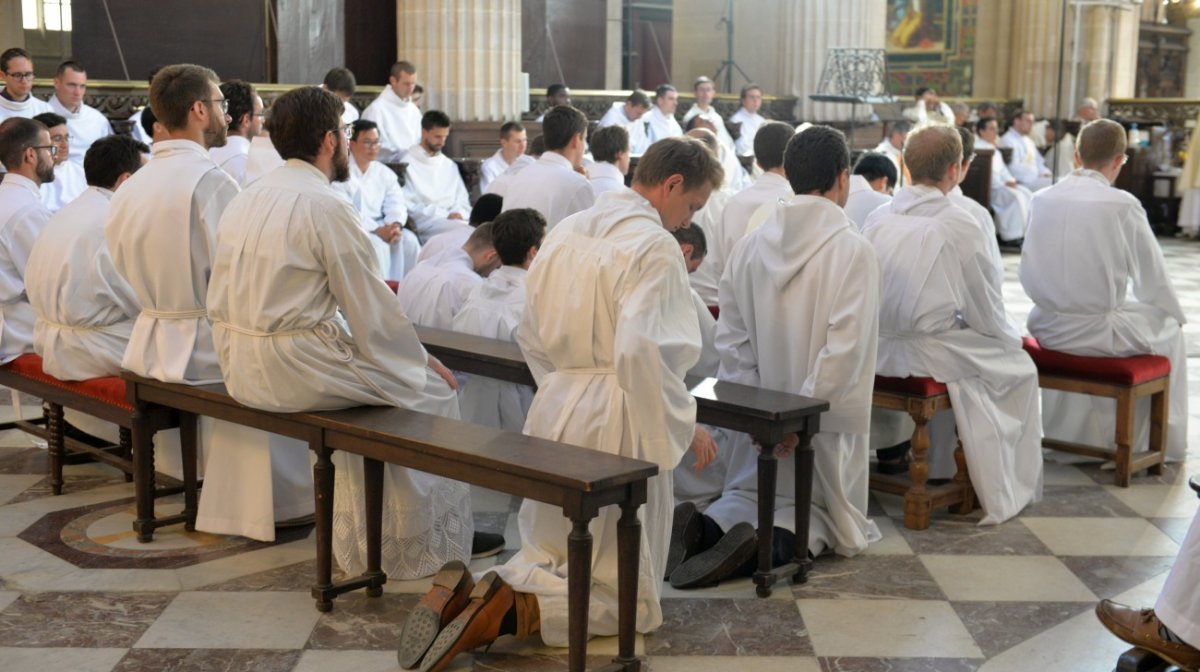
[707,305,719,320]
[385,280,399,295]
[1022,337,1170,386]
[874,375,949,397]
[3,354,132,411]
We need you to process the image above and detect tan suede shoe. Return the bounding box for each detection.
[1095,600,1200,672]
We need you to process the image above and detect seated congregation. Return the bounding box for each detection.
[0,47,1194,671]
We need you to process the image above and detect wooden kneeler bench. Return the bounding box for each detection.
[122,372,655,672]
[1023,337,1170,487]
[0,354,187,517]
[870,375,974,530]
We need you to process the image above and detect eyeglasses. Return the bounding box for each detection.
[332,125,352,140]
[206,97,229,113]
[30,144,58,157]
[5,71,34,81]
[49,133,71,143]
[357,139,381,148]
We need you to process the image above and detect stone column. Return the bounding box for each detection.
[1008,0,1068,118]
[0,0,23,51]
[779,0,887,121]
[397,0,523,121]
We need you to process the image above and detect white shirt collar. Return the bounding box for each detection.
[1,172,40,197]
[539,151,575,171]
[589,161,624,182]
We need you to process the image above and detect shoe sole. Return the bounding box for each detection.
[419,572,504,672]
[664,503,702,580]
[398,562,471,669]
[669,522,757,589]
[471,532,506,559]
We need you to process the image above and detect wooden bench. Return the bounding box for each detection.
[122,372,654,672]
[1023,337,1170,487]
[870,375,974,531]
[413,325,830,598]
[0,354,187,516]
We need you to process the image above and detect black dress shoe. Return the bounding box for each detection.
[665,502,704,580]
[471,531,506,559]
[669,522,757,589]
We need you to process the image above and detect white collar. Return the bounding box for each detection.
[539,151,575,171]
[1,172,40,197]
[1076,168,1111,186]
[589,161,624,182]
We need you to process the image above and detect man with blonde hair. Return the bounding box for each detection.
[404,137,723,670]
[1021,118,1188,466]
[864,125,1043,525]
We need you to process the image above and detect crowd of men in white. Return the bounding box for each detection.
[0,46,1197,671]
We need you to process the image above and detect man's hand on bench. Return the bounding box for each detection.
[429,356,457,391]
[690,426,717,471]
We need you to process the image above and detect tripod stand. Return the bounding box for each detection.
[712,0,752,93]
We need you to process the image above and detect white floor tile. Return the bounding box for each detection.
[799,599,983,658]
[291,649,399,672]
[0,647,126,672]
[921,555,1096,602]
[1105,484,1200,519]
[648,656,821,672]
[134,591,321,649]
[1022,517,1181,556]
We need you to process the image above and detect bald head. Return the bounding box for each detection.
[903,125,962,191]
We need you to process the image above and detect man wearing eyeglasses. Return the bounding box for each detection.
[209,80,263,186]
[0,116,55,363]
[47,61,113,167]
[0,48,52,125]
[33,112,86,212]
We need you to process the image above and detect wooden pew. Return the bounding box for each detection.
[122,372,653,672]
[413,325,830,598]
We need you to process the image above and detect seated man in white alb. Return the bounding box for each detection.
[646,83,683,144]
[951,102,970,128]
[1000,109,1053,191]
[33,112,86,212]
[976,117,1032,249]
[1021,119,1189,465]
[27,135,146,381]
[322,66,359,125]
[534,84,570,122]
[902,86,953,126]
[500,105,594,229]
[951,126,1003,278]
[480,121,533,192]
[588,124,630,198]
[730,83,766,157]
[402,110,472,243]
[687,115,749,195]
[398,222,499,330]
[484,134,543,199]
[597,90,651,156]
[874,120,910,176]
[683,76,749,191]
[844,151,895,229]
[47,61,112,166]
[342,119,419,280]
[0,48,52,125]
[417,193,502,264]
[362,60,421,162]
[206,85,482,582]
[864,125,1042,525]
[451,208,545,432]
[208,80,263,186]
[669,126,882,589]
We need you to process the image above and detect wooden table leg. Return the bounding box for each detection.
[903,405,934,530]
[312,445,335,612]
[119,426,134,483]
[131,403,157,543]
[753,449,778,598]
[791,432,815,585]
[179,411,199,531]
[47,402,64,496]
[613,497,641,671]
[362,456,386,598]
[567,515,594,672]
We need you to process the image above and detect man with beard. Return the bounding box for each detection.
[208,79,263,186]
[0,116,55,363]
[206,86,475,583]
[402,110,472,242]
[32,112,86,212]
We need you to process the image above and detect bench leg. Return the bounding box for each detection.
[567,516,594,672]
[613,499,641,671]
[1148,387,1168,476]
[1116,646,1171,671]
[179,412,199,531]
[903,410,933,530]
[362,457,386,598]
[119,427,133,483]
[951,433,974,515]
[131,404,157,543]
[753,450,778,598]
[1114,389,1135,488]
[46,402,64,496]
[312,446,335,612]
[791,432,815,585]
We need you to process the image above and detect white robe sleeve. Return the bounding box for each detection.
[957,233,1021,347]
[451,174,471,218]
[96,243,141,318]
[402,181,439,224]
[714,254,760,388]
[517,296,556,385]
[1128,208,1187,324]
[0,208,50,302]
[382,172,409,225]
[687,289,719,379]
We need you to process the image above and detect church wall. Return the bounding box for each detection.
[521,0,608,90]
[671,0,786,96]
[1,0,24,52]
[275,0,345,85]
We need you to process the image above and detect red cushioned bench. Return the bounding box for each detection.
[0,354,190,531]
[1023,337,1170,487]
[870,375,974,530]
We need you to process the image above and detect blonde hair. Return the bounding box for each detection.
[903,125,962,184]
[633,136,724,192]
[1077,119,1126,169]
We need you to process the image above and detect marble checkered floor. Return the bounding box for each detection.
[0,239,1198,672]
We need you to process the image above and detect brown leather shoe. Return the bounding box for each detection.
[419,571,534,672]
[1095,600,1200,672]
[397,561,475,669]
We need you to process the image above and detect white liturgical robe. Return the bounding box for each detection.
[347,159,418,280]
[0,90,51,124]
[480,149,534,193]
[1000,127,1052,191]
[209,135,251,187]
[705,195,882,557]
[243,135,284,186]
[844,174,891,230]
[672,289,724,507]
[39,160,86,213]
[1021,170,1189,462]
[402,144,471,241]
[207,159,470,578]
[27,186,138,380]
[398,246,482,330]
[873,139,903,176]
[342,100,359,125]
[864,185,1043,525]
[976,138,1032,242]
[588,161,626,198]
[729,108,765,157]
[129,109,151,146]
[682,105,736,157]
[685,189,730,305]
[646,106,683,144]
[490,189,701,647]
[500,151,595,230]
[361,87,422,162]
[597,102,650,156]
[1156,509,1200,649]
[0,174,51,363]
[949,185,1003,283]
[416,226,472,264]
[450,265,533,433]
[49,95,113,166]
